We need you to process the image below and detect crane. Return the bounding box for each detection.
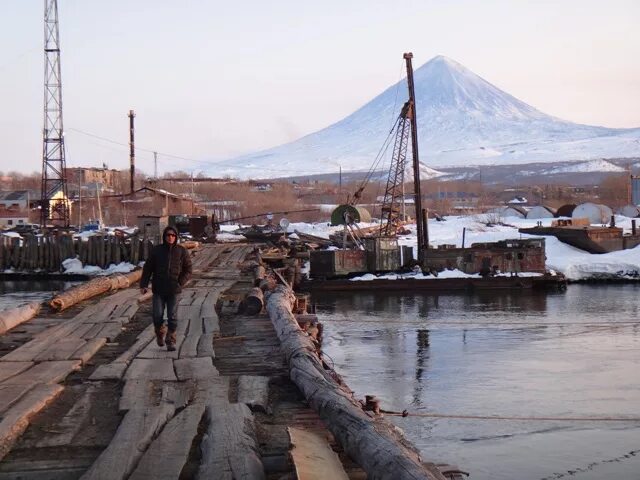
[378,53,427,263]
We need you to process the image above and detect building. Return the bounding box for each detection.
[67,167,123,191]
[0,190,37,210]
[0,208,30,228]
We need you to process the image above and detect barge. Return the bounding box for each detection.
[519,218,640,254]
[304,272,566,292]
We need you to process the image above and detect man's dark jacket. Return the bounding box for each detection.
[140,226,192,296]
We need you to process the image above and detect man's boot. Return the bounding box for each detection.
[166,329,177,352]
[155,325,167,347]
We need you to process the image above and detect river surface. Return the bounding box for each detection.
[313,284,640,480]
[0,280,78,310]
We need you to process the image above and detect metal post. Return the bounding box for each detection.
[462,227,466,248]
[129,110,135,193]
[154,151,158,179]
[404,52,425,263]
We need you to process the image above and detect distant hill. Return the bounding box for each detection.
[208,55,640,179]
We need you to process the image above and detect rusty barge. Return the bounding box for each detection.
[519,218,640,254]
[306,236,567,292]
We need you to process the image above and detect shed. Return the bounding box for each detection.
[572,203,613,224]
[526,205,556,219]
[136,215,168,244]
[556,204,576,217]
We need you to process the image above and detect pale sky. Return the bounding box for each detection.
[1,0,639,175]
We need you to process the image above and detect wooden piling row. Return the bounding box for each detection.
[0,234,152,272]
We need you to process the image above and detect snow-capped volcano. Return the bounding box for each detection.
[210,55,640,179]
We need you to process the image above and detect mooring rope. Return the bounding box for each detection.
[382,410,640,422]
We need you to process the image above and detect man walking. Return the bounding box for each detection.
[140,226,192,351]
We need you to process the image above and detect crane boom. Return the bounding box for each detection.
[379,102,411,235]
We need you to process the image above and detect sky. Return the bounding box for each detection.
[1,0,639,176]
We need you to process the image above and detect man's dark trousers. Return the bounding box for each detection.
[152,293,178,332]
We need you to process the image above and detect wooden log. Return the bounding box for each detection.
[265,285,446,480]
[114,237,121,264]
[48,270,142,311]
[105,235,112,267]
[196,403,265,480]
[0,301,41,335]
[243,287,264,316]
[237,375,269,413]
[253,265,266,287]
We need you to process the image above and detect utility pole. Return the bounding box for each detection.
[40,0,70,227]
[129,110,135,193]
[404,52,425,263]
[154,151,158,179]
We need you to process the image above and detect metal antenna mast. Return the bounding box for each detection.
[40,0,69,227]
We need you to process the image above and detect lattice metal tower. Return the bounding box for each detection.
[380,101,412,236]
[40,0,69,227]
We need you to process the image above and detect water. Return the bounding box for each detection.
[314,285,640,480]
[0,280,78,310]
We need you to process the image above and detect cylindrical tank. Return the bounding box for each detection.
[330,205,372,226]
[572,203,613,224]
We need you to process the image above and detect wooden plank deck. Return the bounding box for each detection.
[0,243,369,480]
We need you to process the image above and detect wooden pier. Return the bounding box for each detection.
[0,244,449,480]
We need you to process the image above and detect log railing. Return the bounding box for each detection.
[265,284,447,480]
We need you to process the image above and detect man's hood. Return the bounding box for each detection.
[162,226,179,244]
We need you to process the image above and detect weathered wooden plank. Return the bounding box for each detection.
[3,361,81,386]
[35,384,97,448]
[124,359,177,381]
[173,357,218,381]
[119,380,190,413]
[89,362,127,381]
[68,322,96,339]
[196,403,265,480]
[94,322,123,342]
[0,362,33,383]
[81,324,104,340]
[178,334,201,359]
[1,324,76,362]
[196,333,215,358]
[71,338,107,364]
[237,375,270,413]
[80,404,175,480]
[202,315,220,334]
[113,325,154,364]
[0,384,63,461]
[0,384,34,414]
[34,338,87,362]
[129,404,205,480]
[288,427,349,480]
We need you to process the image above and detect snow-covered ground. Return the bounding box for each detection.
[288,214,640,281]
